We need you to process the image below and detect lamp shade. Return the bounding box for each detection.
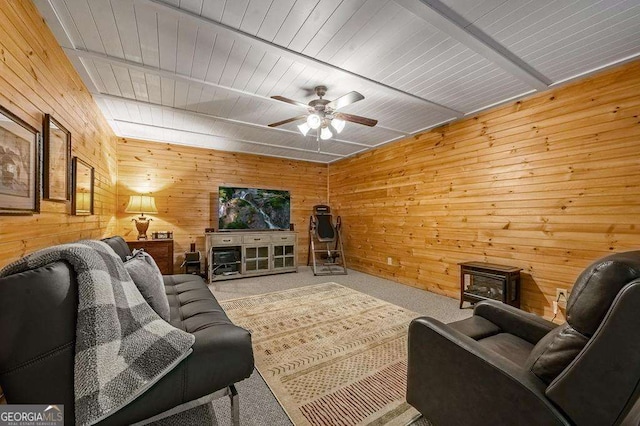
[307,114,322,129]
[332,118,346,133]
[125,195,158,214]
[297,122,311,136]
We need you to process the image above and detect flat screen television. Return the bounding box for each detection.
[218,187,291,231]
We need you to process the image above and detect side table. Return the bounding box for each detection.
[127,239,174,274]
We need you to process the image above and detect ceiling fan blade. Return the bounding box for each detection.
[271,95,309,109]
[326,91,364,110]
[335,112,378,127]
[268,115,307,128]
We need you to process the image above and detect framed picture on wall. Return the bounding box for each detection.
[43,114,71,202]
[72,157,94,216]
[0,104,41,215]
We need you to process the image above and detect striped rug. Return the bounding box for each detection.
[220,282,421,426]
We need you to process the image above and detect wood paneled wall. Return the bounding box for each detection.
[329,60,640,320]
[116,138,327,272]
[0,0,118,268]
[3,0,638,324]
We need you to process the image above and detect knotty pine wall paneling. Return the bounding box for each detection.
[328,60,640,320]
[0,0,118,268]
[116,139,328,272]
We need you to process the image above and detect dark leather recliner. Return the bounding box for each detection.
[407,251,640,426]
[0,236,254,425]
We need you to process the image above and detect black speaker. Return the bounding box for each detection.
[190,242,196,252]
[183,251,201,275]
[185,252,200,262]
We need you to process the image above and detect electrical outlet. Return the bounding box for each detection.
[387,257,393,265]
[556,288,570,308]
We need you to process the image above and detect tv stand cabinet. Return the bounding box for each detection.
[205,231,297,283]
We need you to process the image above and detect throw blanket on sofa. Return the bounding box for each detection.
[0,240,195,426]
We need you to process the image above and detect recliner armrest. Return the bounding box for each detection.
[547,281,640,426]
[407,317,569,426]
[474,300,557,344]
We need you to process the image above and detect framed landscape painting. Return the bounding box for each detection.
[43,114,71,202]
[0,104,40,215]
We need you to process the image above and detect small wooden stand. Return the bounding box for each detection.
[127,239,174,274]
[459,262,522,309]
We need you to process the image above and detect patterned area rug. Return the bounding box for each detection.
[220,282,421,426]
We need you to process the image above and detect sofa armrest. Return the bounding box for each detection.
[98,323,253,425]
[407,317,569,426]
[474,300,557,344]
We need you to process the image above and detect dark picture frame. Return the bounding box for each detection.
[43,114,71,202]
[0,104,41,215]
[71,157,94,216]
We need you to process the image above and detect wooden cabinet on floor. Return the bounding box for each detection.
[126,239,174,274]
[206,231,297,282]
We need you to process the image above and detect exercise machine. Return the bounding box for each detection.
[307,205,347,275]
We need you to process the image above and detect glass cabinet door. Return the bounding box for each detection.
[273,244,295,270]
[244,245,270,272]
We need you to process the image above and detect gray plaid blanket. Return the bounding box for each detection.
[0,240,195,426]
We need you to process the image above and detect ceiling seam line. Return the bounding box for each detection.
[138,0,463,118]
[117,133,331,164]
[37,0,101,93]
[549,51,640,88]
[64,47,409,136]
[394,0,552,91]
[111,118,347,157]
[93,92,373,148]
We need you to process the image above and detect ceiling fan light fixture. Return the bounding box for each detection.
[297,122,311,136]
[332,118,345,133]
[269,88,377,139]
[307,113,322,129]
[320,127,333,140]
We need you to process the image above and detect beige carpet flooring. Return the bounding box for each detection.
[220,282,422,426]
[209,267,471,425]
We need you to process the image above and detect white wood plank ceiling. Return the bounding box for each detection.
[35,0,640,163]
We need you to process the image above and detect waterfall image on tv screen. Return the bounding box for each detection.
[218,187,291,230]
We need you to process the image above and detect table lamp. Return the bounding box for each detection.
[125,195,158,240]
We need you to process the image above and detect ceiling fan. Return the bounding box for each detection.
[268,86,378,141]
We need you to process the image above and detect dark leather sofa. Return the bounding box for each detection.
[407,251,640,426]
[0,236,254,425]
